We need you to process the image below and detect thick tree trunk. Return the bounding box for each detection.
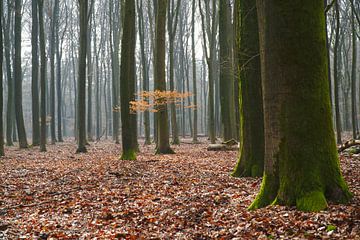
[251,0,352,212]
[120,0,137,160]
[219,0,236,141]
[232,0,264,178]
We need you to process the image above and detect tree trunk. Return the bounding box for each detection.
[351,0,358,138]
[155,0,174,154]
[333,0,342,144]
[38,0,47,152]
[0,0,4,156]
[251,0,352,212]
[31,0,40,146]
[191,0,198,143]
[76,0,88,153]
[120,0,137,160]
[49,0,57,144]
[219,0,236,141]
[14,0,28,149]
[3,0,13,146]
[232,0,264,178]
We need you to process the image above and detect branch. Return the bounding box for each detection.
[338,139,360,152]
[325,0,336,14]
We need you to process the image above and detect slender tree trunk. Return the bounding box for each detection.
[38,0,47,152]
[333,0,342,144]
[31,0,40,146]
[4,0,13,146]
[0,0,4,155]
[351,0,358,138]
[55,1,63,142]
[136,0,151,145]
[49,0,57,144]
[76,0,88,153]
[191,0,198,143]
[251,0,352,212]
[14,0,28,149]
[155,0,174,154]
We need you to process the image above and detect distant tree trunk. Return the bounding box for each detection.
[55,0,63,142]
[250,0,352,212]
[136,0,151,145]
[38,0,46,152]
[76,0,88,153]
[167,0,181,144]
[87,10,93,142]
[0,0,4,156]
[333,0,342,144]
[4,0,13,146]
[219,0,236,141]
[14,0,28,149]
[198,0,217,144]
[31,0,40,146]
[109,0,120,144]
[191,0,198,143]
[232,0,264,177]
[49,0,57,144]
[351,0,358,138]
[155,0,174,154]
[120,0,137,160]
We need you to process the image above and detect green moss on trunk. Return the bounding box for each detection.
[232,0,264,178]
[120,149,136,161]
[251,0,352,212]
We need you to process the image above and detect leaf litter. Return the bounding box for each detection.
[0,138,359,239]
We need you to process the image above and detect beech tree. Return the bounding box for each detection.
[0,0,4,156]
[14,0,28,149]
[232,0,264,177]
[39,0,47,152]
[154,0,174,154]
[31,0,40,146]
[120,0,137,160]
[76,0,88,153]
[250,0,352,212]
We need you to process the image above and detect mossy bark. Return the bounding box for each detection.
[120,0,137,160]
[232,0,264,178]
[251,0,352,212]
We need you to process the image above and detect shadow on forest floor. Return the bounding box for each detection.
[0,138,359,239]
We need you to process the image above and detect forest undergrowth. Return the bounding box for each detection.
[0,138,359,239]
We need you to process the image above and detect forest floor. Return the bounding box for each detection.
[0,138,359,239]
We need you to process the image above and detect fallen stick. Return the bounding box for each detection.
[338,139,360,153]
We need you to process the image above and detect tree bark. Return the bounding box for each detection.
[31,0,40,146]
[14,0,28,149]
[38,0,47,152]
[251,0,352,212]
[155,0,174,154]
[120,0,137,160]
[232,0,264,178]
[76,0,88,153]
